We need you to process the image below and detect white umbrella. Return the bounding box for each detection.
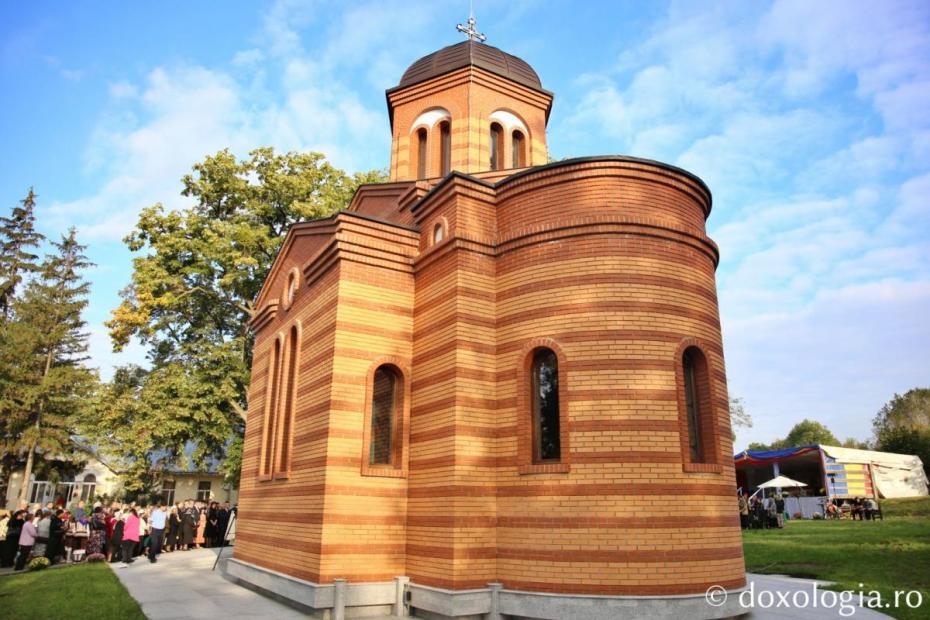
[758,475,807,489]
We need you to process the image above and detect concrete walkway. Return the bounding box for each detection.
[745,574,895,619]
[108,547,310,620]
[108,549,896,620]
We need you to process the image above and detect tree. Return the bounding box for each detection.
[782,419,839,447]
[729,396,752,441]
[747,418,840,451]
[0,188,44,317]
[840,437,871,450]
[98,148,385,474]
[3,229,97,503]
[873,389,930,478]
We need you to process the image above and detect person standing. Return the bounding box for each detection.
[204,501,219,548]
[2,511,24,567]
[14,513,37,571]
[148,503,167,563]
[165,506,180,552]
[121,509,140,565]
[33,510,51,557]
[216,502,230,547]
[738,493,750,530]
[109,510,124,563]
[193,502,206,548]
[774,492,786,528]
[180,500,195,551]
[86,506,107,555]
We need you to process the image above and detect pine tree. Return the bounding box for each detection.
[0,188,44,317]
[6,229,97,504]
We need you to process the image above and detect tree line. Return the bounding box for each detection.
[745,390,930,477]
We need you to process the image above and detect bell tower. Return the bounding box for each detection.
[386,19,553,181]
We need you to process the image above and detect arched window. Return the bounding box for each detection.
[531,348,560,462]
[683,348,702,461]
[81,474,96,501]
[261,338,281,477]
[439,121,451,176]
[432,222,444,245]
[277,325,299,474]
[679,345,716,465]
[416,128,428,179]
[285,270,298,308]
[369,365,401,466]
[489,122,504,171]
[512,130,526,168]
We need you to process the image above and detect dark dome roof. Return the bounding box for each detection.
[397,41,543,91]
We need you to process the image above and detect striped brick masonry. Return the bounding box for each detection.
[229,37,746,620]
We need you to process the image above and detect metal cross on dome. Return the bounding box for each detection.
[456,15,486,42]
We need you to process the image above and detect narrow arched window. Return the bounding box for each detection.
[262,339,281,476]
[433,222,444,244]
[370,365,400,465]
[531,348,560,462]
[683,348,702,462]
[440,121,451,176]
[416,128,428,178]
[490,122,503,171]
[277,325,299,474]
[512,130,526,168]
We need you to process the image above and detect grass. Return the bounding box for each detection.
[743,516,930,620]
[882,496,930,518]
[0,562,145,620]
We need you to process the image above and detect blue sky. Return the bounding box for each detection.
[1,0,928,449]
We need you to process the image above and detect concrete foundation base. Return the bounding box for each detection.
[225,558,746,619]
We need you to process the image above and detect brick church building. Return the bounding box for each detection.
[229,22,745,620]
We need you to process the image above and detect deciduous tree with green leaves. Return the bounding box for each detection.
[873,388,930,478]
[97,148,384,484]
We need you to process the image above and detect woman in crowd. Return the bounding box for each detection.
[33,510,51,558]
[2,510,24,567]
[109,509,124,562]
[86,506,107,556]
[180,500,196,551]
[47,508,65,563]
[14,512,37,571]
[204,501,219,548]
[165,505,180,552]
[121,509,140,565]
[193,501,206,549]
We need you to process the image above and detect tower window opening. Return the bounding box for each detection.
[490,122,503,171]
[433,222,444,244]
[416,128,428,179]
[440,121,451,176]
[512,130,526,168]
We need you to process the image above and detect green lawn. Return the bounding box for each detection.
[0,562,144,620]
[743,515,930,620]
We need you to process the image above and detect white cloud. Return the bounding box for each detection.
[562,0,930,446]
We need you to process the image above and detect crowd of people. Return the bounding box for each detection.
[824,497,881,520]
[0,497,235,571]
[738,491,791,529]
[738,491,882,529]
